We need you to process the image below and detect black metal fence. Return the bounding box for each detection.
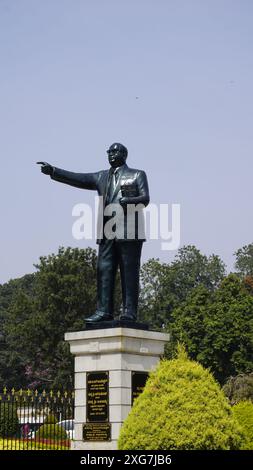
[0,388,74,450]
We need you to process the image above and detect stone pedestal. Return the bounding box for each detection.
[65,326,169,450]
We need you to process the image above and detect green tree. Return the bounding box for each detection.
[118,347,245,450]
[200,275,253,383]
[167,275,253,384]
[234,243,253,277]
[4,247,100,389]
[139,246,226,329]
[165,285,210,359]
[0,274,36,388]
[139,258,170,328]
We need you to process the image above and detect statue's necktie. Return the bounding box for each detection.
[107,169,118,204]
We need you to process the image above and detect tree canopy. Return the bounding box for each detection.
[166,275,253,384]
[2,247,98,389]
[139,245,226,329]
[0,243,253,389]
[234,243,253,278]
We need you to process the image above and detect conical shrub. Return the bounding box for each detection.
[118,346,246,450]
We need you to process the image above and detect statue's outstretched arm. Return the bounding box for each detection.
[37,162,98,190]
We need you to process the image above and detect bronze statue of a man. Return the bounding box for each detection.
[37,143,150,323]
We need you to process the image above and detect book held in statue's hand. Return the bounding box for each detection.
[121,184,138,198]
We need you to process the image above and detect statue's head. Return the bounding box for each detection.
[107,142,128,168]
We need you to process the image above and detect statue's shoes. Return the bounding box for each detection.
[85,311,113,323]
[120,314,137,322]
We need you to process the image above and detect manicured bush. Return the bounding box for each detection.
[43,413,58,424]
[118,346,246,450]
[232,401,253,450]
[0,403,19,438]
[36,423,68,440]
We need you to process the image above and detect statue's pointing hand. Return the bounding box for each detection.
[37,161,54,176]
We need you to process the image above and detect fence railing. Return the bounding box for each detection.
[0,388,74,450]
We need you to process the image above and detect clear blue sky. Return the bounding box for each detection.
[0,0,253,283]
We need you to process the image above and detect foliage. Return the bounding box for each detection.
[0,438,69,450]
[234,243,253,278]
[1,243,252,389]
[166,275,253,384]
[0,246,122,389]
[36,423,68,440]
[0,274,36,389]
[44,413,58,424]
[232,401,253,450]
[0,403,19,438]
[118,346,245,450]
[139,245,226,328]
[223,373,253,404]
[2,247,99,389]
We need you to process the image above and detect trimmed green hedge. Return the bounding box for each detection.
[43,413,58,425]
[118,346,246,450]
[36,423,68,440]
[233,401,253,450]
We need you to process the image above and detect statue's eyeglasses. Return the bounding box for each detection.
[107,149,118,155]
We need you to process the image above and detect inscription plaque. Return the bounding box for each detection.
[131,371,149,405]
[87,371,109,422]
[83,423,111,442]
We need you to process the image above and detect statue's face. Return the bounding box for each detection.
[107,147,126,168]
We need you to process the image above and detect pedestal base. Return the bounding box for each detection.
[85,319,149,331]
[65,326,169,450]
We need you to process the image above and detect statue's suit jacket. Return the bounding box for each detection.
[51,163,150,244]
